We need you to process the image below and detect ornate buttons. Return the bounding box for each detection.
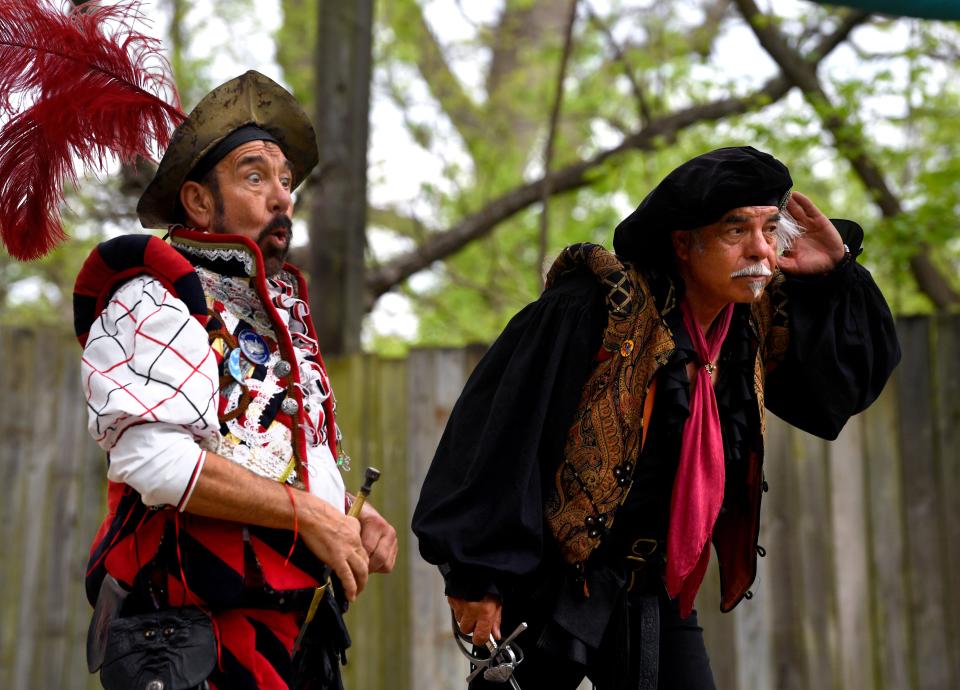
[273,359,292,378]
[584,513,608,539]
[281,397,300,416]
[612,461,634,487]
[238,329,270,365]
[227,348,244,383]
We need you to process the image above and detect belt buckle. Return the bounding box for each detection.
[626,538,659,591]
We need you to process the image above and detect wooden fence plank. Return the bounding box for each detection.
[36,334,76,690]
[732,542,773,690]
[863,377,912,690]
[369,354,411,688]
[828,415,875,690]
[933,315,960,689]
[897,316,952,690]
[11,329,61,690]
[758,415,804,690]
[0,327,29,690]
[790,424,842,690]
[698,549,738,689]
[371,357,412,688]
[329,353,380,690]
[5,328,40,690]
[405,348,474,690]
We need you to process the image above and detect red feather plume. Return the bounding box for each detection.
[0,0,185,260]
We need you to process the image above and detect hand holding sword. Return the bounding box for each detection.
[293,467,383,654]
[452,610,528,690]
[350,469,399,574]
[449,594,502,644]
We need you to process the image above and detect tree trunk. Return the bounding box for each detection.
[310,0,373,355]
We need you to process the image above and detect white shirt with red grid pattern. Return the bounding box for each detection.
[81,275,345,512]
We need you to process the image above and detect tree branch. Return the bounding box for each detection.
[484,0,574,155]
[364,98,762,303]
[687,0,734,58]
[734,0,959,309]
[587,5,652,126]
[367,204,430,241]
[365,18,860,304]
[389,0,486,155]
[538,0,580,288]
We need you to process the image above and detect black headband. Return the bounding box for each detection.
[187,124,280,182]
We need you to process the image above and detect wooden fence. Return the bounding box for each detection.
[0,318,957,690]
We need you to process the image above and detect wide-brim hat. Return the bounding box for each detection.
[137,70,318,228]
[613,146,792,263]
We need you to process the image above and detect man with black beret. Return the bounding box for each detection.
[413,146,900,688]
[77,72,397,690]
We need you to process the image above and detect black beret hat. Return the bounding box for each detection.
[613,146,792,263]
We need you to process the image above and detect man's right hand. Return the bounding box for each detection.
[300,499,369,601]
[449,594,502,646]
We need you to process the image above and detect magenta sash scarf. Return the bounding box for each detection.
[665,300,734,618]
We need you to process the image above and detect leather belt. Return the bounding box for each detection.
[238,584,323,612]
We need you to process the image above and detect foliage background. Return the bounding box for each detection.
[2,0,959,351]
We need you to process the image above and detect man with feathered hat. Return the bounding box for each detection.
[72,71,397,690]
[413,146,901,689]
[0,3,395,685]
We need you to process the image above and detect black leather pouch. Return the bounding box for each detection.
[100,608,216,690]
[87,574,130,673]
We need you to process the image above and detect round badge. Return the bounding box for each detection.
[227,348,245,383]
[238,329,270,365]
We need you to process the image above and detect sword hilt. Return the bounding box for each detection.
[452,610,527,688]
[347,467,381,518]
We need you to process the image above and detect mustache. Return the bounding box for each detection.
[257,215,293,242]
[730,262,772,278]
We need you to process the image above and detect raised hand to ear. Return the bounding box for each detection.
[778,191,847,275]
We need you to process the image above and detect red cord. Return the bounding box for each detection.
[174,513,223,670]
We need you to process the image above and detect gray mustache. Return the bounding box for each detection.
[730,263,772,278]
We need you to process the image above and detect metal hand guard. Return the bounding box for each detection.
[451,611,527,689]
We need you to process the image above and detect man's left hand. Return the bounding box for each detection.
[778,191,847,275]
[357,499,399,573]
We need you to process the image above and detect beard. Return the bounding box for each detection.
[256,214,293,275]
[208,184,293,275]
